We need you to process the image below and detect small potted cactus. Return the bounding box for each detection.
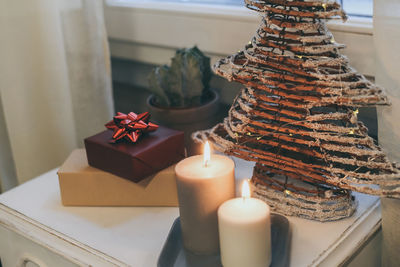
[147,46,219,155]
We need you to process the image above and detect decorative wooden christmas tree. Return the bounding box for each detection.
[193,0,400,221]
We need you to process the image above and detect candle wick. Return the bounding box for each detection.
[204,160,209,168]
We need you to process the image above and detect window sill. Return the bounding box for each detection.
[106,0,256,22]
[105,0,375,76]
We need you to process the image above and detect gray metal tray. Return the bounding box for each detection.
[158,213,291,267]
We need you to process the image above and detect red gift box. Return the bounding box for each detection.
[84,126,185,183]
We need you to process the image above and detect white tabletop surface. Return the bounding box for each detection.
[0,157,380,267]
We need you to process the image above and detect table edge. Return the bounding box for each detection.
[311,198,381,266]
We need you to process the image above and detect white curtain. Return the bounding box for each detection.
[374,0,400,266]
[0,0,114,189]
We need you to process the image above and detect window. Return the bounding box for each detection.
[341,0,372,17]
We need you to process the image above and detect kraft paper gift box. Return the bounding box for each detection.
[57,149,178,206]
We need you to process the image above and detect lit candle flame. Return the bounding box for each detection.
[203,141,211,167]
[242,179,251,198]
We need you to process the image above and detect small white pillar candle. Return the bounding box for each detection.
[175,141,235,255]
[218,180,271,267]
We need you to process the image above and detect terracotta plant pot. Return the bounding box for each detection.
[147,89,220,155]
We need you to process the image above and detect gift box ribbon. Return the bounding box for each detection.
[105,112,158,143]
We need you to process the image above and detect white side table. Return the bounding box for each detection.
[0,158,381,267]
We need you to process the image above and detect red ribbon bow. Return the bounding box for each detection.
[105,112,158,143]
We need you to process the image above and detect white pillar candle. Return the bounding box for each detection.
[175,141,235,255]
[218,180,271,267]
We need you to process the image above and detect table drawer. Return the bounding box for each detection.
[0,224,80,267]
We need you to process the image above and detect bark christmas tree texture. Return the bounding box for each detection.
[193,0,400,221]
